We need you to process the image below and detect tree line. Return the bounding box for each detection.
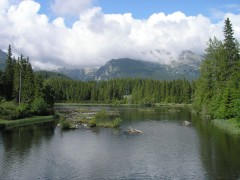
[45,78,194,104]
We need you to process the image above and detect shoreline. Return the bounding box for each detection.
[55,102,192,107]
[1,103,239,138]
[212,119,240,137]
[0,115,55,129]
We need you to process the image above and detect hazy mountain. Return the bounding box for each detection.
[0,50,7,71]
[94,51,204,81]
[168,50,204,77]
[94,58,172,80]
[57,67,97,81]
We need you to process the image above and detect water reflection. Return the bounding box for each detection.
[0,123,55,179]
[193,116,240,179]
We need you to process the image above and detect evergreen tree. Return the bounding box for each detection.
[223,18,240,77]
[0,70,4,98]
[4,44,14,100]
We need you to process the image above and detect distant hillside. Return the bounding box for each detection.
[94,51,203,81]
[57,67,97,81]
[55,50,203,81]
[94,58,172,80]
[0,50,7,71]
[34,70,71,80]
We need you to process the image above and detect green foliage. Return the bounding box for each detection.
[0,116,54,129]
[0,70,4,97]
[0,101,30,120]
[31,97,48,115]
[59,116,72,129]
[46,77,194,104]
[112,117,122,128]
[3,45,14,100]
[0,101,18,120]
[88,118,97,127]
[93,110,122,128]
[95,110,109,121]
[194,18,240,120]
[233,99,240,121]
[16,103,30,118]
[0,45,55,119]
[212,119,240,136]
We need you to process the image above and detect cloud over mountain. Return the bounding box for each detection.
[0,0,240,69]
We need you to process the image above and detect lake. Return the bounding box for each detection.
[1,105,240,179]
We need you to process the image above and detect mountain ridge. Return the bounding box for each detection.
[56,50,203,81]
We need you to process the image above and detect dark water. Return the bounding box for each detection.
[1,106,240,180]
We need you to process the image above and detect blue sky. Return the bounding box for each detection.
[36,0,240,20]
[33,0,240,28]
[0,0,240,69]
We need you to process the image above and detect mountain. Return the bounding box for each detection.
[94,51,204,81]
[0,50,7,71]
[94,58,171,80]
[57,67,97,81]
[167,50,204,78]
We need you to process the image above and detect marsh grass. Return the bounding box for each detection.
[96,117,122,128]
[0,115,54,129]
[212,119,240,136]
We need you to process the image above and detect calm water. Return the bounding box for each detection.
[1,106,240,180]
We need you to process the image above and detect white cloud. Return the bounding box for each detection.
[0,0,240,69]
[0,0,9,12]
[51,0,92,16]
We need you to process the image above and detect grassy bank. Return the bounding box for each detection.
[55,102,192,107]
[0,115,55,129]
[212,119,240,136]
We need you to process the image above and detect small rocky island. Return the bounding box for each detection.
[57,108,121,129]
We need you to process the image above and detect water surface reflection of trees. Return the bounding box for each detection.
[194,116,240,179]
[0,123,55,178]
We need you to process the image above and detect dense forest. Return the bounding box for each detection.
[45,78,194,104]
[0,18,239,122]
[0,45,54,119]
[194,18,240,120]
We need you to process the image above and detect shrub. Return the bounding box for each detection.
[16,103,30,118]
[88,117,97,127]
[31,97,48,115]
[59,116,72,129]
[0,101,18,120]
[112,117,122,128]
[95,110,109,121]
[0,101,32,120]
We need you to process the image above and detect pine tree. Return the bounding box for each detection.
[223,18,240,78]
[4,44,14,100]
